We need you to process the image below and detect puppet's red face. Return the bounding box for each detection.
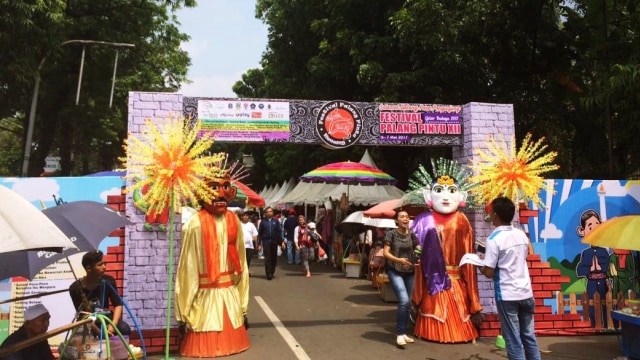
[204,174,237,216]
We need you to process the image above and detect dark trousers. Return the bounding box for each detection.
[246,248,254,267]
[263,241,279,277]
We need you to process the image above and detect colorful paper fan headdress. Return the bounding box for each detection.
[468,132,559,209]
[121,113,228,358]
[203,155,249,186]
[403,158,478,208]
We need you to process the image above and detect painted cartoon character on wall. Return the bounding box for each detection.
[575,209,609,327]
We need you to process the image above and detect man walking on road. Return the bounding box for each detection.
[258,207,284,280]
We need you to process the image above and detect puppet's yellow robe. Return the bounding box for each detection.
[175,209,249,357]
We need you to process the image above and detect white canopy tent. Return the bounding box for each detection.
[324,183,404,206]
[359,149,378,168]
[258,184,276,204]
[262,183,280,205]
[278,182,338,205]
[266,178,296,208]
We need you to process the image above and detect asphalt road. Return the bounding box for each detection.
[147,257,624,360]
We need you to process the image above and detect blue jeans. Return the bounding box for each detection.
[496,298,541,360]
[387,268,414,335]
[287,240,300,264]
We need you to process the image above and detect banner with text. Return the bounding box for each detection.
[185,98,462,148]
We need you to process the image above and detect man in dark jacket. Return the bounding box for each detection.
[258,207,284,280]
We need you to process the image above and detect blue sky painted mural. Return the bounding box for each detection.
[526,179,640,295]
[0,176,125,253]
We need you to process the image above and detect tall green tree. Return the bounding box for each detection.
[0,0,195,176]
[240,0,640,182]
[566,0,640,178]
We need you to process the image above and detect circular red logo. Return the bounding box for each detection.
[316,100,362,149]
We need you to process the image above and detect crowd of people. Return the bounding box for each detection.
[1,162,540,360]
[238,165,540,360]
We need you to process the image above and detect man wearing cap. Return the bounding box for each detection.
[68,250,131,337]
[0,304,55,359]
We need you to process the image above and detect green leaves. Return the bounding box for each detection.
[0,0,195,176]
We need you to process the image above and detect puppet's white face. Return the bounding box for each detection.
[425,183,465,214]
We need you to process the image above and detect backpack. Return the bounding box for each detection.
[298,228,313,247]
[309,230,320,243]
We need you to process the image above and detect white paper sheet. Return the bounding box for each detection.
[459,253,484,267]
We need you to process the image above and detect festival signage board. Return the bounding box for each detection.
[377,103,462,145]
[185,97,463,148]
[197,99,290,142]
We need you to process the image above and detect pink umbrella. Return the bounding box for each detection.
[364,198,426,219]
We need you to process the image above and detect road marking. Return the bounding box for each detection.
[255,296,311,360]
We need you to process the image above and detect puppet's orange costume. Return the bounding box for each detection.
[175,172,249,357]
[411,211,482,343]
[409,166,482,344]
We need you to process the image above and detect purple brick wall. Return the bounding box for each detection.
[453,102,515,313]
[124,92,183,329]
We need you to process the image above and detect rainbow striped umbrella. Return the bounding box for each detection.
[300,161,396,185]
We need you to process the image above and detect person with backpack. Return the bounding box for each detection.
[294,216,315,278]
[308,222,328,262]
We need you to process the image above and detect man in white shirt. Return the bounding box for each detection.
[477,197,541,360]
[240,211,259,275]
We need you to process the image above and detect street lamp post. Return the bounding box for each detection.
[21,40,135,177]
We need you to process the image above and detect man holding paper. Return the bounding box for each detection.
[476,197,541,360]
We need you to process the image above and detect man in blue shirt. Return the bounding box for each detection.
[258,207,284,280]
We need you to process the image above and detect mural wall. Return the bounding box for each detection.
[0,176,124,344]
[524,180,640,321]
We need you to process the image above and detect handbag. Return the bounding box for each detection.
[317,244,327,260]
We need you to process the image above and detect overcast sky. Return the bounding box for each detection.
[176,1,268,97]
